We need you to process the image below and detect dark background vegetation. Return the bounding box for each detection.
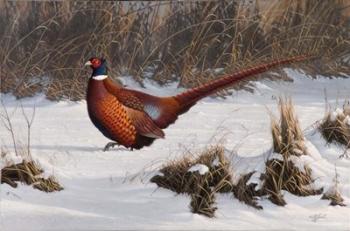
[1,0,349,101]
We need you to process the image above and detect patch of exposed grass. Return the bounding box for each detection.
[321,166,346,206]
[151,146,233,195]
[271,98,305,157]
[319,103,350,151]
[232,171,262,210]
[260,98,323,206]
[1,159,63,192]
[321,189,346,206]
[150,146,229,217]
[151,145,261,217]
[261,158,322,206]
[189,172,217,218]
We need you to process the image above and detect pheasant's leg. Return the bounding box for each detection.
[103,142,119,152]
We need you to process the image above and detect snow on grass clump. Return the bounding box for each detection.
[319,102,350,156]
[151,146,230,217]
[321,166,346,206]
[0,149,22,169]
[259,98,323,205]
[188,164,209,175]
[1,157,63,192]
[322,185,346,206]
[151,145,263,217]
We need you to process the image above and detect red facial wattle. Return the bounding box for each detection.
[91,58,101,69]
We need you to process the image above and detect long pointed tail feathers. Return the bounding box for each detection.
[174,55,309,112]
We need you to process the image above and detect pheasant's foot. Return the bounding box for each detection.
[103,142,119,152]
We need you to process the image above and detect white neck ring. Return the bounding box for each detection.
[92,75,108,80]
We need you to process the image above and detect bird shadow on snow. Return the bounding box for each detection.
[30,144,132,153]
[31,144,104,152]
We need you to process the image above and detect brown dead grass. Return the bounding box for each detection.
[260,98,323,205]
[321,166,346,206]
[321,190,346,206]
[151,146,233,195]
[1,1,349,100]
[232,171,262,210]
[189,172,217,218]
[1,159,63,192]
[151,145,262,217]
[319,103,350,150]
[261,159,322,206]
[271,98,306,157]
[321,189,346,206]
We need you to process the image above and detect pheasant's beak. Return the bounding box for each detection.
[84,61,92,66]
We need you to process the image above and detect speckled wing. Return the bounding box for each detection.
[107,86,177,123]
[116,89,145,111]
[104,79,182,129]
[116,89,182,129]
[124,106,165,139]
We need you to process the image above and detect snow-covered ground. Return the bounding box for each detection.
[1,69,350,230]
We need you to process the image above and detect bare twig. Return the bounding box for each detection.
[20,103,36,155]
[0,100,18,156]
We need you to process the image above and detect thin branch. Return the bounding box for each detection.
[0,100,18,156]
[20,103,36,156]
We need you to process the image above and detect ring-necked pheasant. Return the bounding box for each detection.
[85,55,307,151]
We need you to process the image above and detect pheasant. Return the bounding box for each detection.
[85,55,307,151]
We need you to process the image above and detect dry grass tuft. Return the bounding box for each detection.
[1,160,63,192]
[150,155,193,194]
[261,159,322,206]
[261,98,323,205]
[271,98,306,157]
[189,172,217,218]
[321,166,346,206]
[319,103,350,150]
[151,145,263,216]
[151,146,233,195]
[232,172,262,210]
[150,145,229,217]
[321,189,346,206]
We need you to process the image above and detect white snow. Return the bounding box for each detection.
[335,108,344,117]
[330,108,345,122]
[343,115,350,126]
[330,111,338,122]
[188,164,209,175]
[1,69,350,230]
[0,152,23,170]
[212,156,220,167]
